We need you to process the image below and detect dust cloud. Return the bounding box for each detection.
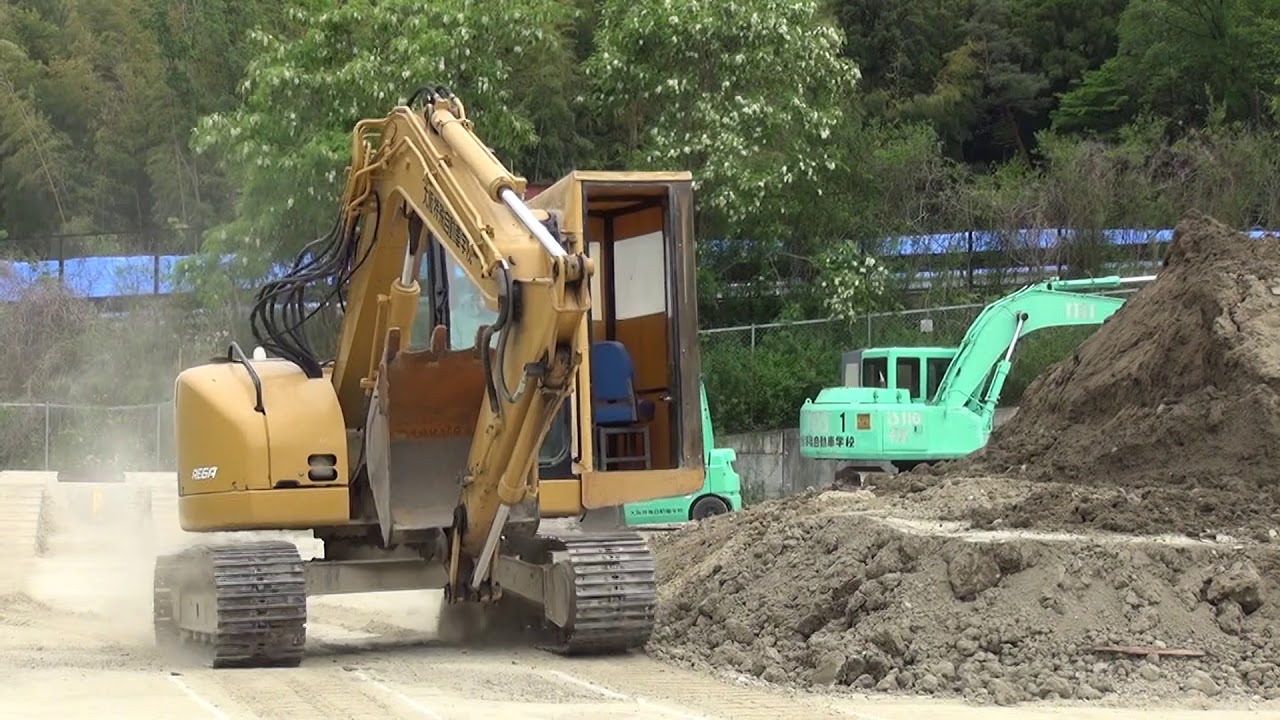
[0,471,451,669]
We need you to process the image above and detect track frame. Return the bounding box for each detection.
[152,529,658,667]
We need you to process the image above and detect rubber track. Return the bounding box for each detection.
[538,531,657,656]
[155,540,307,668]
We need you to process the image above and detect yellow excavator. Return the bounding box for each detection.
[152,85,707,667]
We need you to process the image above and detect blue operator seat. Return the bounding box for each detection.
[589,340,654,470]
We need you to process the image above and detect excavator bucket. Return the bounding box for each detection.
[365,324,483,545]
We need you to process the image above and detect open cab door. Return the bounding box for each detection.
[528,172,706,516]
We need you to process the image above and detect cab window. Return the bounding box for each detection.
[895,357,921,399]
[926,357,952,401]
[862,357,888,388]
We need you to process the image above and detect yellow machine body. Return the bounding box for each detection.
[173,172,706,534]
[158,88,706,667]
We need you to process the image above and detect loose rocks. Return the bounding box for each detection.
[647,493,1280,705]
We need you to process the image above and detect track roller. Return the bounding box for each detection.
[152,540,308,668]
[540,531,657,655]
[480,530,657,655]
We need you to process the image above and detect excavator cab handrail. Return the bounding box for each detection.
[206,341,265,414]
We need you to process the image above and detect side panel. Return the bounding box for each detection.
[669,181,705,471]
[175,359,350,531]
[175,362,271,497]
[622,496,689,525]
[262,363,350,490]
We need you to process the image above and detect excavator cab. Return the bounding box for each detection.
[841,348,958,403]
[402,171,707,518]
[528,173,706,516]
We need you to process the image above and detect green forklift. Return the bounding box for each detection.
[621,381,743,525]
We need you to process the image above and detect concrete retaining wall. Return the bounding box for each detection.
[721,407,1019,502]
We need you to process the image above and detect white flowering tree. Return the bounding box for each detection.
[814,242,893,322]
[584,0,863,238]
[183,0,574,292]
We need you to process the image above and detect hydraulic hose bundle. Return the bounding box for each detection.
[248,193,382,378]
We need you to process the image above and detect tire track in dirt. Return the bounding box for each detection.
[175,666,422,720]
[307,592,859,719]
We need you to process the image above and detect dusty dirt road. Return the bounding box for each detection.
[0,473,1275,719]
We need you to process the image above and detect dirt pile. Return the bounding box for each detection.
[938,212,1280,537]
[648,492,1280,706]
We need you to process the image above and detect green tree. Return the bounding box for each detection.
[0,0,286,248]
[1274,76,1280,122]
[584,0,862,241]
[814,243,895,321]
[189,0,579,275]
[0,38,77,236]
[837,0,1126,165]
[835,0,968,116]
[898,0,1049,164]
[1054,0,1280,135]
[1007,0,1128,99]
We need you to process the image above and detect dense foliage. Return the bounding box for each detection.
[2,0,1279,439]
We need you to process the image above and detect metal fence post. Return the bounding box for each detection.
[156,403,163,470]
[43,402,50,471]
[750,324,757,351]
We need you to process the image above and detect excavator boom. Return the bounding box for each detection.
[322,90,593,582]
[931,275,1154,415]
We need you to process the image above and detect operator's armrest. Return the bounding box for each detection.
[635,398,655,423]
[595,403,637,425]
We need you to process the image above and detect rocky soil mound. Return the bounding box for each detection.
[935,212,1280,538]
[648,492,1280,706]
[645,212,1280,706]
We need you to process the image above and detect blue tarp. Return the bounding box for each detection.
[870,227,1278,255]
[2,227,1275,302]
[0,255,180,301]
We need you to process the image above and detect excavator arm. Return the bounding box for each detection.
[933,275,1153,420]
[351,89,591,592]
[339,89,589,576]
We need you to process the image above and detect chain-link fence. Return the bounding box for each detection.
[700,290,1138,435]
[700,306,981,434]
[0,287,1136,468]
[0,402,174,472]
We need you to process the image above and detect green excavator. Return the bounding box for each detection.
[798,275,1153,475]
